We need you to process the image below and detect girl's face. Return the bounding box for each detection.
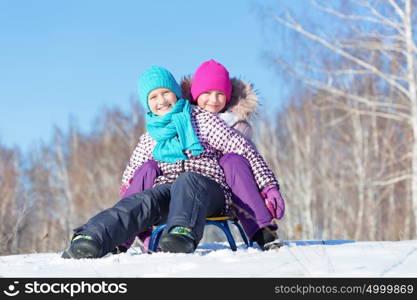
[148,88,178,116]
[196,90,227,114]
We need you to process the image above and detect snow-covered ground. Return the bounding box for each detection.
[1,240,417,277]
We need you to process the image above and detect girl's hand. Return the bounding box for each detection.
[261,184,285,220]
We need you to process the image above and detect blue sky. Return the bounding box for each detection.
[0,0,296,151]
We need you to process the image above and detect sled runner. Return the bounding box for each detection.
[149,216,252,252]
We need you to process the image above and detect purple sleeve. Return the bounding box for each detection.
[120,133,154,189]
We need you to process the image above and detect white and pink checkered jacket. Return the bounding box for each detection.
[121,105,278,214]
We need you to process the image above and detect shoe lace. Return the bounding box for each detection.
[169,226,194,240]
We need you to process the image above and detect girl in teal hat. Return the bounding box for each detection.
[138,65,203,163]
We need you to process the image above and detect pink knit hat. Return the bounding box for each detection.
[191,59,232,102]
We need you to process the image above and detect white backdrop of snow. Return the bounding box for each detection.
[0,240,416,277]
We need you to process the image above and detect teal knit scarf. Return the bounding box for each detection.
[145,98,203,163]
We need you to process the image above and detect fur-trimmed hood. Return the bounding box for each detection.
[180,76,259,122]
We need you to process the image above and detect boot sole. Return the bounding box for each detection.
[263,241,284,251]
[61,239,101,259]
[159,234,196,254]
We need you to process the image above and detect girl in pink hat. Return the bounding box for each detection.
[188,59,285,249]
[115,60,285,253]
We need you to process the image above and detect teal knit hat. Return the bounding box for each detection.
[138,66,182,112]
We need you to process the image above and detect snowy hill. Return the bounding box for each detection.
[1,240,416,277]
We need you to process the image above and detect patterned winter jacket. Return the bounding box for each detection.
[121,104,278,215]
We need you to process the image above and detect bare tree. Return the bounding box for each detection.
[0,144,29,254]
[0,100,146,255]
[264,0,417,237]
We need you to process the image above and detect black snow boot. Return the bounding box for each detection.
[61,234,101,259]
[253,227,282,251]
[159,226,196,254]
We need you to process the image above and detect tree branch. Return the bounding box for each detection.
[271,13,411,98]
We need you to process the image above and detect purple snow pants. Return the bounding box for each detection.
[219,153,276,239]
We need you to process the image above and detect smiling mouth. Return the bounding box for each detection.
[206,104,220,111]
